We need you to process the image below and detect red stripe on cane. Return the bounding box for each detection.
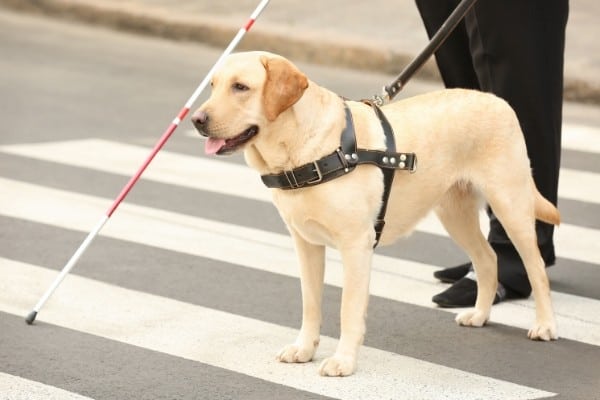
[106,122,179,217]
[177,107,190,121]
[244,18,256,31]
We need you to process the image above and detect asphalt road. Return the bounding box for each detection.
[1,9,599,400]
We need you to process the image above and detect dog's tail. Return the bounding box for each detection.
[534,184,561,226]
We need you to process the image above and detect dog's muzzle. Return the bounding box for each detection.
[192,110,259,155]
[191,110,210,137]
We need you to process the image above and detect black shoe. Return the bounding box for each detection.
[432,277,506,308]
[433,262,471,283]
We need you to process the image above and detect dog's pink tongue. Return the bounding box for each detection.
[204,138,226,155]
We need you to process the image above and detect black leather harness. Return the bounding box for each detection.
[260,101,417,247]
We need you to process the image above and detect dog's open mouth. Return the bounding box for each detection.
[204,125,259,155]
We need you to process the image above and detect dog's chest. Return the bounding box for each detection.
[271,174,382,248]
[272,189,341,246]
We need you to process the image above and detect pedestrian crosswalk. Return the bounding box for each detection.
[1,122,599,399]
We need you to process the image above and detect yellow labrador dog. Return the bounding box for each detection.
[192,51,559,376]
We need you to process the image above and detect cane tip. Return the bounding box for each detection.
[25,311,38,325]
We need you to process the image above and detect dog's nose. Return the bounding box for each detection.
[191,110,209,132]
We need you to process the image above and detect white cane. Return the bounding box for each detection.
[26,0,271,325]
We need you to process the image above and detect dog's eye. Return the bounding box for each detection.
[232,82,249,92]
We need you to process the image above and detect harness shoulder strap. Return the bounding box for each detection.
[363,101,396,247]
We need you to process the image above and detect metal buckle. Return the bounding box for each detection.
[372,89,390,107]
[410,155,418,173]
[283,170,300,188]
[307,161,323,184]
[335,148,350,172]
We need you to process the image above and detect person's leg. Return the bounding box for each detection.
[465,0,568,296]
[416,0,568,305]
[414,0,480,90]
[414,0,480,287]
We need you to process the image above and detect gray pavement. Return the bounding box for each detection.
[1,0,599,104]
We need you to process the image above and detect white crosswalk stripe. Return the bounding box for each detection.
[0,372,95,400]
[562,122,600,153]
[1,121,599,399]
[3,136,600,205]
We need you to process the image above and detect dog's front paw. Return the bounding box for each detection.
[528,321,558,341]
[277,342,317,363]
[318,354,356,377]
[455,309,489,327]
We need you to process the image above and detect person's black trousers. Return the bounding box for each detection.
[414,0,569,295]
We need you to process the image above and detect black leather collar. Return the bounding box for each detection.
[260,101,417,247]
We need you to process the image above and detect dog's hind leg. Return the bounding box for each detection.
[277,231,325,364]
[485,187,558,341]
[435,183,497,326]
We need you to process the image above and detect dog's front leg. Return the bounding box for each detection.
[319,237,372,377]
[277,231,325,364]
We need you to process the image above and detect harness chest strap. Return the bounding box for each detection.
[260,102,417,246]
[260,105,416,188]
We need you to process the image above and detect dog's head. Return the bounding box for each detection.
[192,52,309,156]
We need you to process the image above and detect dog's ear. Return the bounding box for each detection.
[260,56,309,121]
